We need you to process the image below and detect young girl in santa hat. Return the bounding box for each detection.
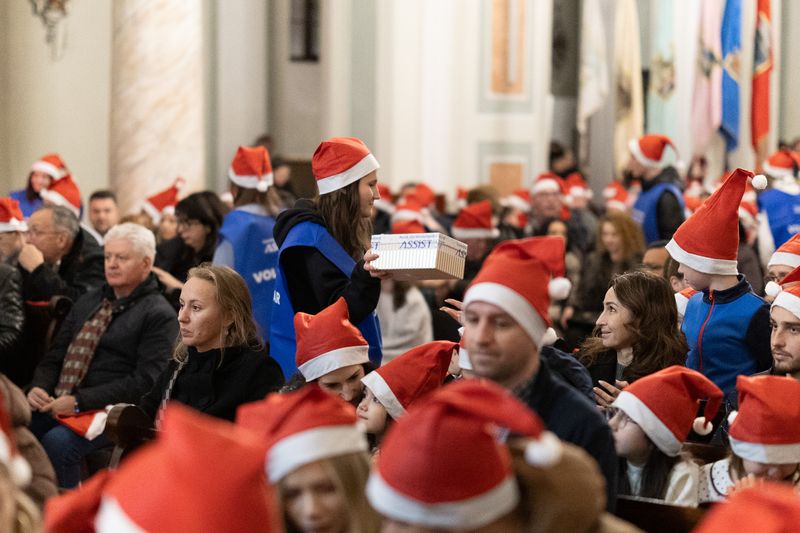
[357,340,457,451]
[237,385,381,533]
[283,297,375,406]
[699,375,800,503]
[270,137,388,379]
[609,365,723,506]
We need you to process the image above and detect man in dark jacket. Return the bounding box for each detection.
[18,205,105,302]
[462,238,618,511]
[26,223,177,488]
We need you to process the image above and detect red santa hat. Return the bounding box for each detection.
[93,404,282,533]
[451,200,499,240]
[294,297,370,382]
[413,183,436,208]
[31,153,70,181]
[665,168,766,275]
[142,177,184,224]
[0,198,27,233]
[236,385,368,483]
[628,134,677,168]
[564,172,593,203]
[366,380,561,530]
[531,172,565,196]
[769,264,800,312]
[693,482,800,533]
[45,469,114,533]
[361,340,457,420]
[391,195,425,224]
[613,366,723,456]
[762,150,800,179]
[373,183,395,215]
[227,145,273,192]
[729,375,800,464]
[463,237,565,347]
[768,232,800,270]
[674,287,698,318]
[0,390,31,487]
[455,187,468,210]
[603,180,630,212]
[56,408,113,441]
[40,173,81,217]
[501,188,532,213]
[391,219,426,234]
[312,137,380,195]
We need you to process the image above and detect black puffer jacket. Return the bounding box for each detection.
[0,264,24,366]
[29,274,178,410]
[21,228,105,302]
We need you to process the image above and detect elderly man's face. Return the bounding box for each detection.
[26,209,71,264]
[0,232,25,264]
[104,237,152,297]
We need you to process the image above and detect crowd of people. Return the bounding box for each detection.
[0,132,800,531]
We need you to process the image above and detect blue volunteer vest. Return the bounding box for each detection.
[757,189,800,249]
[632,182,685,244]
[269,221,382,378]
[681,290,764,395]
[218,209,278,341]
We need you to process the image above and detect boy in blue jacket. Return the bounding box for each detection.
[665,168,771,396]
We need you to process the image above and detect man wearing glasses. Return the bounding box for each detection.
[18,205,104,302]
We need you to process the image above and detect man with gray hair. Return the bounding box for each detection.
[27,223,177,489]
[19,205,104,302]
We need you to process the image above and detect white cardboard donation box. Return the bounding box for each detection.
[370,233,467,281]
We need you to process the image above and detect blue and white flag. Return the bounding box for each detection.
[646,0,677,141]
[720,0,742,152]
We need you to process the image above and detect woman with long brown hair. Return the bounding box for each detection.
[561,210,645,349]
[270,137,388,378]
[578,271,688,407]
[139,264,284,423]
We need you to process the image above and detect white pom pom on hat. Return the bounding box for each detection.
[765,281,783,298]
[692,417,714,436]
[751,174,768,190]
[524,431,563,467]
[548,277,572,301]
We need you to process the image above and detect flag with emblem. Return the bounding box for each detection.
[720,0,742,152]
[751,0,772,163]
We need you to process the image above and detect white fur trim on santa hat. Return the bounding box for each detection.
[464,282,547,348]
[40,189,80,217]
[141,201,162,224]
[31,161,68,180]
[227,168,274,192]
[762,161,794,179]
[268,425,368,482]
[392,209,424,223]
[95,496,147,533]
[628,138,662,168]
[606,200,628,212]
[361,371,406,421]
[613,391,682,456]
[730,437,800,465]
[773,290,800,320]
[451,227,500,240]
[540,327,558,347]
[0,219,27,233]
[664,239,739,276]
[531,179,561,195]
[298,345,370,382]
[503,195,531,213]
[768,252,800,269]
[373,199,395,215]
[317,153,380,195]
[366,471,518,530]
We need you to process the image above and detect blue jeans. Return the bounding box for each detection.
[29,411,110,489]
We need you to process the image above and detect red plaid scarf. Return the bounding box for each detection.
[55,299,115,397]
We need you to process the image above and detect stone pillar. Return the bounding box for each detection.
[110,0,205,214]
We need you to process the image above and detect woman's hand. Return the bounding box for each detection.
[559,306,574,330]
[439,298,463,324]
[593,380,628,408]
[729,474,763,496]
[363,251,392,280]
[152,267,185,291]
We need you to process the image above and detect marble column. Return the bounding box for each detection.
[110,0,205,214]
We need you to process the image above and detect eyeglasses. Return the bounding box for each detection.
[26,227,60,238]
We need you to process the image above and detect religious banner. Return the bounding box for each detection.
[613,0,644,176]
[576,0,609,137]
[691,0,724,157]
[720,0,742,152]
[646,0,677,141]
[751,0,772,163]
